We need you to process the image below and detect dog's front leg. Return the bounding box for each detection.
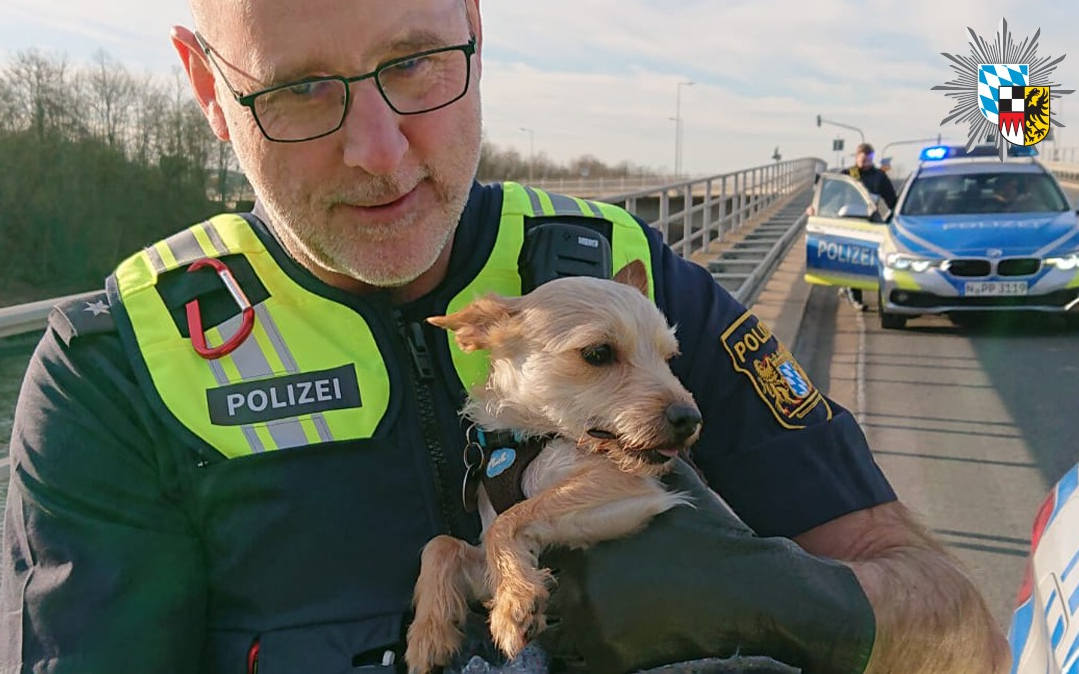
[485,468,678,658]
[406,535,489,674]
[483,518,553,659]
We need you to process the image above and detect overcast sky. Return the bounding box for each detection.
[2,1,1076,176]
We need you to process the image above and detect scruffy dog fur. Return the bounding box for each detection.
[405,260,702,674]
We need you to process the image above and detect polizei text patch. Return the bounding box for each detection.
[206,364,362,425]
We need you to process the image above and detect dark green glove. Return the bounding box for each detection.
[537,460,875,674]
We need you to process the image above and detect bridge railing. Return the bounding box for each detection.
[597,158,826,260]
[0,157,826,339]
[525,174,689,194]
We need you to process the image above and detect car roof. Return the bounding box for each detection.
[915,160,1046,177]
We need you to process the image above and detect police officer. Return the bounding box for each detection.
[843,142,897,212]
[837,143,897,306]
[0,2,1007,673]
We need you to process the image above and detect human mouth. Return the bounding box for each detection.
[339,183,422,221]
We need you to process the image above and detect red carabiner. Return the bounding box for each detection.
[185,257,255,360]
[247,639,260,674]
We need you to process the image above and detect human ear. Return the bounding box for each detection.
[170,25,230,142]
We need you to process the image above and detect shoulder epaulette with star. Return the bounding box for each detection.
[48,290,116,346]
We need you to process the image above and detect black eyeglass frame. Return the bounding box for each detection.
[193,31,477,143]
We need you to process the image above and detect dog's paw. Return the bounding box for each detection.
[488,583,549,659]
[405,617,463,674]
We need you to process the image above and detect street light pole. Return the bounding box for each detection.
[520,127,535,183]
[816,114,865,144]
[675,81,694,177]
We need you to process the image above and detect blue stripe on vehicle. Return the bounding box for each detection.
[1063,548,1079,582]
[1049,465,1079,528]
[1008,598,1034,674]
[1063,634,1079,674]
[1069,582,1079,614]
[1046,588,1058,616]
[1052,617,1065,648]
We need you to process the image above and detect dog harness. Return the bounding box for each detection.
[462,427,552,515]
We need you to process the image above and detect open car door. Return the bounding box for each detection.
[804,173,889,290]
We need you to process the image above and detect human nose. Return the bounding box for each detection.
[339,80,408,175]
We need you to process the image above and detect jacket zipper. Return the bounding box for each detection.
[395,310,458,537]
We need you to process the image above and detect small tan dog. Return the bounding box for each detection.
[404,260,702,674]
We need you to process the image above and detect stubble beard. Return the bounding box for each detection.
[255,166,473,288]
[243,111,481,288]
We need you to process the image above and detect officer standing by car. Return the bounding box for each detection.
[0,2,1007,673]
[840,142,897,304]
[843,142,898,212]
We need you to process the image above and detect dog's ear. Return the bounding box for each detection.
[613,259,649,297]
[427,295,519,352]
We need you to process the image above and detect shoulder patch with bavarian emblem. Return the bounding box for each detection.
[721,311,831,429]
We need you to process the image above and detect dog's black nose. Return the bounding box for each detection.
[665,403,702,441]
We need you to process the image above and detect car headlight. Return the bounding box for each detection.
[885,253,937,272]
[1046,252,1079,271]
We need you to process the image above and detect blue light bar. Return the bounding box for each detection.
[919,143,1041,161]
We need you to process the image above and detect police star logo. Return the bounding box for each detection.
[933,19,1073,158]
[721,312,830,429]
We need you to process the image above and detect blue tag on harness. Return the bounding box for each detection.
[486,448,517,478]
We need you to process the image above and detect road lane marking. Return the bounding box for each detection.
[855,304,867,426]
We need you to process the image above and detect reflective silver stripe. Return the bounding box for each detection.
[145,245,166,275]
[254,305,299,373]
[218,312,274,379]
[219,310,307,450]
[164,229,206,267]
[312,415,334,443]
[207,344,264,453]
[207,358,229,386]
[582,199,604,217]
[523,186,545,216]
[201,220,230,256]
[545,191,586,216]
[266,419,308,450]
[242,426,266,453]
[255,304,335,442]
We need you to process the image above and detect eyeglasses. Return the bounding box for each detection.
[194,32,476,143]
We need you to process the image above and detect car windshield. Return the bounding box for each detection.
[900,171,1069,216]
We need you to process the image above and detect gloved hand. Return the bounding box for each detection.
[537,460,876,674]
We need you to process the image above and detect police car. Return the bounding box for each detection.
[1008,462,1079,673]
[805,145,1079,329]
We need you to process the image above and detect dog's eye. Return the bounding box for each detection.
[581,344,615,366]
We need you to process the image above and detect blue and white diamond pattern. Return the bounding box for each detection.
[777,361,811,398]
[978,64,1029,124]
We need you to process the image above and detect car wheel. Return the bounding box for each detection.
[878,290,906,329]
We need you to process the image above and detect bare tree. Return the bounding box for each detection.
[85,50,135,148]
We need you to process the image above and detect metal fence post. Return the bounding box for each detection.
[702,178,713,251]
[659,190,670,244]
[718,175,728,242]
[734,172,743,230]
[683,183,693,257]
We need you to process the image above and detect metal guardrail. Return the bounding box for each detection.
[526,174,690,195]
[598,157,826,263]
[0,291,101,339]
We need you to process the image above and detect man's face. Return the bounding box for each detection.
[855,151,874,170]
[197,0,482,288]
